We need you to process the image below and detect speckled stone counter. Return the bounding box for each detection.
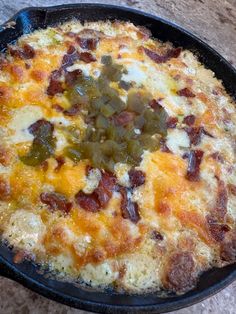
[0,0,235,313]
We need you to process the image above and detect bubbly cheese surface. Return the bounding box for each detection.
[0,20,235,295]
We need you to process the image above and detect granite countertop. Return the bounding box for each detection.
[0,0,235,313]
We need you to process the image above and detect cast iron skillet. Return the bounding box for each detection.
[0,3,235,313]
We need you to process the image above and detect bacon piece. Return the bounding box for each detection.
[61,45,80,69]
[40,160,48,172]
[177,87,195,98]
[0,177,10,201]
[164,252,196,292]
[79,52,96,63]
[185,126,214,146]
[149,99,162,110]
[214,179,228,221]
[55,156,65,172]
[119,187,141,224]
[28,119,54,136]
[75,191,100,212]
[77,37,99,50]
[228,183,236,196]
[185,150,204,181]
[47,70,64,96]
[114,111,135,126]
[52,104,64,112]
[207,216,230,242]
[185,127,203,146]
[128,169,146,188]
[166,117,178,129]
[160,138,171,153]
[75,171,116,212]
[210,152,224,163]
[9,44,35,59]
[40,192,72,214]
[220,233,236,262]
[143,46,181,63]
[150,230,164,241]
[183,114,196,126]
[63,104,81,116]
[64,69,82,86]
[95,171,116,208]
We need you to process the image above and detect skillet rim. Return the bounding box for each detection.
[0,3,235,313]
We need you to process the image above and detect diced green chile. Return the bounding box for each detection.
[20,119,55,166]
[64,56,168,171]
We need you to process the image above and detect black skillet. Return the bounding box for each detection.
[0,3,235,313]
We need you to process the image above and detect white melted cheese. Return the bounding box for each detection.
[3,210,46,251]
[122,63,147,86]
[8,105,43,143]
[166,129,190,156]
[80,261,119,287]
[82,168,102,194]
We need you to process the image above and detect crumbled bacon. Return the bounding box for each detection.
[228,183,236,196]
[55,156,65,172]
[40,192,72,214]
[185,127,203,146]
[119,187,141,224]
[114,111,135,126]
[52,104,64,112]
[207,216,230,242]
[79,52,96,63]
[143,47,181,63]
[75,191,100,212]
[9,44,35,59]
[40,160,48,172]
[150,230,164,241]
[75,171,116,212]
[64,69,82,86]
[63,104,81,116]
[183,114,196,126]
[166,117,178,129]
[95,171,116,207]
[28,119,54,136]
[177,88,195,98]
[160,138,171,153]
[61,45,80,69]
[185,150,204,181]
[214,179,228,221]
[149,99,162,110]
[164,252,196,292]
[77,37,99,50]
[128,169,146,188]
[220,233,236,262]
[47,70,64,96]
[210,152,224,163]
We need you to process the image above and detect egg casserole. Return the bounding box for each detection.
[0,20,235,294]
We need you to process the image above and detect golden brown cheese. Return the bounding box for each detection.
[0,20,235,294]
